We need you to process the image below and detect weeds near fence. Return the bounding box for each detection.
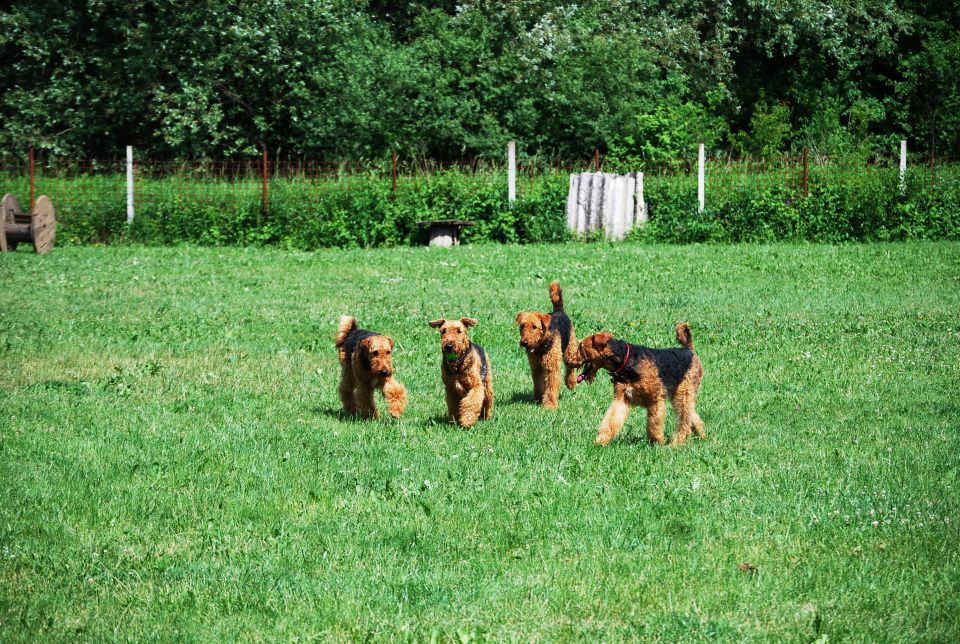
[1,153,958,247]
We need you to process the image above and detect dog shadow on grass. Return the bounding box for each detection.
[615,432,654,446]
[313,407,370,422]
[313,407,457,427]
[502,390,536,406]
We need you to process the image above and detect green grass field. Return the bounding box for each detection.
[1,242,958,641]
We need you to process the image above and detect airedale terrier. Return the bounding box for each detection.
[516,281,580,409]
[578,323,704,447]
[428,317,494,427]
[335,315,407,419]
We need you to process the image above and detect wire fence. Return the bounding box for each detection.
[1,149,958,223]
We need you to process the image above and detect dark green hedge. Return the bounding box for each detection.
[631,172,960,244]
[10,168,959,248]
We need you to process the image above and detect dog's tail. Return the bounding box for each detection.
[677,322,693,349]
[549,281,564,312]
[676,322,693,349]
[335,315,356,348]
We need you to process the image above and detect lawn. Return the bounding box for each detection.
[1,242,958,641]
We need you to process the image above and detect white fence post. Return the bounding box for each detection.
[566,174,579,230]
[507,140,516,204]
[126,145,134,225]
[697,143,705,213]
[899,140,907,195]
[634,171,647,224]
[564,171,645,239]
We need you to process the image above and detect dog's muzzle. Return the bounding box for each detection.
[577,360,594,383]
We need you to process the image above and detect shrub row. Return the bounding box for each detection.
[9,169,960,247]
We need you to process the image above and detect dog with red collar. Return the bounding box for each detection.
[577,322,705,447]
[428,317,494,428]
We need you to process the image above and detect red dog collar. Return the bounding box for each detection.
[611,344,631,378]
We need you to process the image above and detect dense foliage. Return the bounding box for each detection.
[2,1,958,160]
[12,166,955,248]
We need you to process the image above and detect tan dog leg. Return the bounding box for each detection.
[458,386,485,428]
[646,399,666,445]
[563,340,581,390]
[564,361,577,390]
[339,364,358,414]
[529,358,544,404]
[356,382,377,419]
[382,378,406,418]
[444,386,459,423]
[481,378,494,420]
[596,395,630,446]
[543,368,560,409]
[669,394,694,447]
[691,410,706,438]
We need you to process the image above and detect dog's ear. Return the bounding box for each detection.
[460,317,478,328]
[592,332,612,351]
[388,337,395,350]
[539,313,552,329]
[428,319,445,329]
[358,337,373,368]
[515,312,523,325]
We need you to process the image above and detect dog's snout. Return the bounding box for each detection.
[380,369,389,377]
[444,343,454,352]
[520,340,528,347]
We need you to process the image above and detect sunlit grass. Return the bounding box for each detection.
[1,242,958,641]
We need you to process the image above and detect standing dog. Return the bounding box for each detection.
[578,323,704,446]
[335,315,407,419]
[428,317,494,427]
[516,281,580,409]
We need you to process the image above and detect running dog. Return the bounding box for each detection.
[428,317,493,427]
[578,323,704,446]
[335,315,407,419]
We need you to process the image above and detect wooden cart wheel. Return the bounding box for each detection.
[30,195,56,254]
[0,193,23,253]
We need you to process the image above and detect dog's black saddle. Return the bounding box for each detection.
[475,343,489,380]
[549,312,572,353]
[609,338,694,393]
[343,328,377,365]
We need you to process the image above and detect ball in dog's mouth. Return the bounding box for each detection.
[444,350,459,363]
[577,361,594,383]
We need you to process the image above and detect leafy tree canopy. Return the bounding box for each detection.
[1,0,955,159]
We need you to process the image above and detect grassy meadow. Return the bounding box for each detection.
[1,242,958,641]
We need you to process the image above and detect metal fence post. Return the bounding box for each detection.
[261,148,268,215]
[126,145,135,224]
[392,149,397,196]
[28,148,35,213]
[507,141,516,203]
[802,147,809,198]
[697,143,705,213]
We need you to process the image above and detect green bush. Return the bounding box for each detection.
[3,166,958,248]
[629,167,959,244]
[119,171,573,248]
